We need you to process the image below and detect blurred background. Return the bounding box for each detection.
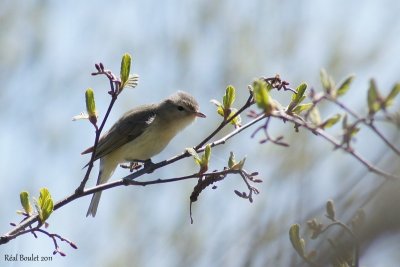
[1,0,400,266]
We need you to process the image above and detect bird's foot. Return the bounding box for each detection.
[143,159,156,173]
[120,161,142,172]
[120,159,155,173]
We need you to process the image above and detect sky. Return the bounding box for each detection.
[1,0,400,266]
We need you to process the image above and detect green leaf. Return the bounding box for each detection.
[186,148,201,164]
[253,79,274,114]
[309,107,322,126]
[320,69,330,90]
[198,144,212,174]
[292,83,307,102]
[212,88,238,122]
[384,83,400,108]
[120,53,132,89]
[217,106,224,117]
[289,224,305,257]
[320,114,341,129]
[292,103,313,115]
[320,69,335,93]
[226,108,241,127]
[85,88,97,124]
[211,99,226,118]
[368,79,380,115]
[287,83,307,112]
[20,191,32,215]
[326,200,335,221]
[204,144,211,163]
[228,152,236,169]
[37,188,54,223]
[336,75,354,97]
[223,85,236,109]
[231,156,246,170]
[188,145,212,173]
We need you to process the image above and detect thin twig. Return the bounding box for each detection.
[0,101,264,244]
[76,96,117,192]
[0,169,247,244]
[326,96,400,156]
[2,73,399,254]
[271,110,400,180]
[76,65,119,192]
[195,94,254,150]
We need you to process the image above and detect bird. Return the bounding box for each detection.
[82,91,206,217]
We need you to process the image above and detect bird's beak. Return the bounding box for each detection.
[195,111,206,118]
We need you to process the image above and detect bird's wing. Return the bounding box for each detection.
[82,105,157,160]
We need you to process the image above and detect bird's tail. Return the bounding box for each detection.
[86,191,102,217]
[86,157,117,217]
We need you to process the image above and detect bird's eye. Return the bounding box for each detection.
[177,106,184,111]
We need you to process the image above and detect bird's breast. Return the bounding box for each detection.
[109,117,193,163]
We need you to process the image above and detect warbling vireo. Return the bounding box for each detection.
[82,91,206,217]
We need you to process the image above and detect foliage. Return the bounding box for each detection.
[1,56,399,265]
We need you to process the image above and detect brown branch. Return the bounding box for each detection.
[76,65,120,192]
[2,73,398,255]
[195,93,254,150]
[2,105,398,246]
[325,96,400,157]
[0,167,252,244]
[0,94,264,245]
[271,110,400,180]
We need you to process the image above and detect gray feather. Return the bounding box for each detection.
[93,104,157,160]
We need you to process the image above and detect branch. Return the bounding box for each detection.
[2,71,399,259]
[195,93,254,150]
[325,96,400,156]
[0,92,262,245]
[271,110,400,180]
[0,160,257,244]
[76,65,120,192]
